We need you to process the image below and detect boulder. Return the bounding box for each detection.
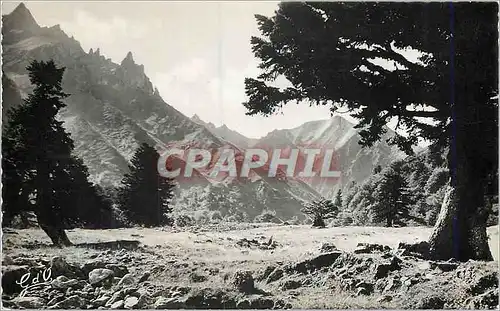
[374,256,402,279]
[153,297,184,309]
[89,268,114,286]
[319,243,338,253]
[48,295,86,309]
[280,279,302,290]
[232,271,255,294]
[110,300,125,309]
[124,296,139,309]
[354,243,391,254]
[117,274,135,287]
[291,251,342,274]
[12,296,46,309]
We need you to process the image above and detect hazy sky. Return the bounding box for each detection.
[3,1,379,139]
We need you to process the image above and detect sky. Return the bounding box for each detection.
[2,1,395,139]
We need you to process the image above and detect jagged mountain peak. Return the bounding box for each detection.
[3,2,40,33]
[121,51,135,66]
[191,114,203,123]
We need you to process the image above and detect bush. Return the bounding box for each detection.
[254,210,279,223]
[175,214,196,227]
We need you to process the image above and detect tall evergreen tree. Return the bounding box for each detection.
[371,164,413,227]
[243,2,497,261]
[333,189,342,212]
[2,60,111,245]
[118,143,176,227]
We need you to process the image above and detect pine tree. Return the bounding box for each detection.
[334,189,342,212]
[1,60,112,245]
[243,2,497,260]
[118,143,176,227]
[371,164,413,227]
[302,197,337,228]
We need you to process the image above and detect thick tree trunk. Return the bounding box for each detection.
[312,216,326,228]
[37,216,72,247]
[428,146,493,261]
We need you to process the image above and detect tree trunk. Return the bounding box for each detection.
[312,216,326,228]
[37,216,72,247]
[428,150,493,261]
[386,217,393,228]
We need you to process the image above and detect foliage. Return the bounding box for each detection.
[118,143,176,227]
[302,197,338,227]
[371,163,414,227]
[1,60,112,245]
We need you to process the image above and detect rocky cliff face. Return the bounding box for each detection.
[1,3,319,220]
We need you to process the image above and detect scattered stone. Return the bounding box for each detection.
[415,296,445,309]
[117,274,135,287]
[232,271,255,294]
[281,280,301,290]
[92,295,111,307]
[430,260,459,272]
[138,271,150,283]
[110,300,125,309]
[355,281,374,296]
[190,272,207,283]
[154,297,184,309]
[89,268,114,286]
[12,296,46,309]
[375,256,402,279]
[467,271,498,295]
[319,243,338,253]
[465,288,499,309]
[266,268,284,283]
[49,294,86,309]
[376,295,393,303]
[51,275,79,290]
[397,241,430,259]
[124,296,139,309]
[292,251,342,274]
[354,243,391,254]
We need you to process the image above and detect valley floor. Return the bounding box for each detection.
[2,224,499,309]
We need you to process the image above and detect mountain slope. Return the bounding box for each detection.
[1,3,320,220]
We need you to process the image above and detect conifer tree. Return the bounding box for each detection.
[118,143,176,227]
[243,2,497,260]
[302,197,337,228]
[2,60,112,245]
[333,189,342,212]
[371,164,413,227]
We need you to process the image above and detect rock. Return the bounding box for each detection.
[383,277,401,292]
[50,256,71,277]
[374,256,402,279]
[467,271,498,294]
[117,274,135,287]
[320,243,338,253]
[124,296,139,309]
[415,296,445,309]
[93,295,111,307]
[232,271,255,294]
[281,280,301,290]
[12,296,46,309]
[292,251,342,274]
[430,260,459,272]
[354,243,391,254]
[138,271,150,283]
[49,295,86,309]
[110,300,125,309]
[236,299,251,309]
[1,265,29,294]
[106,264,129,278]
[89,268,114,286]
[51,275,79,289]
[465,288,499,309]
[106,290,124,307]
[266,268,284,283]
[376,295,393,303]
[189,272,207,283]
[355,281,374,295]
[248,296,275,309]
[397,241,430,259]
[153,297,184,309]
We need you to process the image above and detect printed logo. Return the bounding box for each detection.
[16,267,53,298]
